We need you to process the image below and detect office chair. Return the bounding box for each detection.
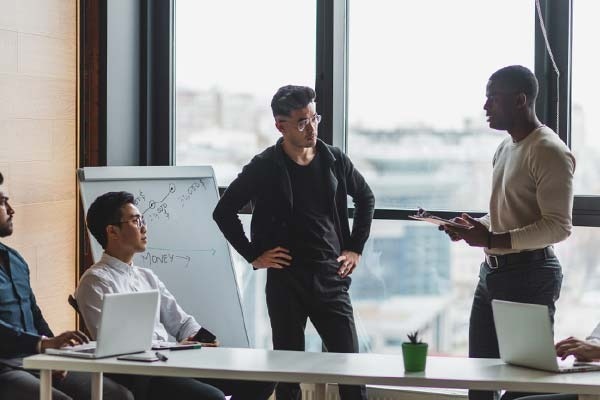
[67,294,90,337]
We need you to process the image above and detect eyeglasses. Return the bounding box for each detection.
[114,215,146,229]
[282,114,322,132]
[0,196,9,207]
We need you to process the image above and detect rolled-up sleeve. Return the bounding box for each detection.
[153,272,201,341]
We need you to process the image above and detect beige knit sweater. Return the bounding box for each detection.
[479,126,576,255]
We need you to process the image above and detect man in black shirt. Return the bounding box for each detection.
[213,85,375,400]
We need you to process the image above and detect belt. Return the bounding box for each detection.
[485,247,555,269]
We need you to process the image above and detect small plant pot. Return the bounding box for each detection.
[401,342,428,372]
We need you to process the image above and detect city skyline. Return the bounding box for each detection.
[174,0,600,355]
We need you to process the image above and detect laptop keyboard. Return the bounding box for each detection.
[73,347,97,354]
[64,343,97,353]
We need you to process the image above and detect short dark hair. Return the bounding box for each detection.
[86,191,135,249]
[490,65,539,105]
[270,85,316,117]
[0,172,3,185]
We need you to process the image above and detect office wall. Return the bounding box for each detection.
[0,0,77,332]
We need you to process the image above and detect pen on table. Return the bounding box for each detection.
[155,352,168,362]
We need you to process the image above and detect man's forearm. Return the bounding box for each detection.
[490,232,511,249]
[0,323,42,356]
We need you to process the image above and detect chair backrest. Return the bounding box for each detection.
[68,294,89,336]
[68,294,80,312]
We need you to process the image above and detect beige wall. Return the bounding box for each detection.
[0,0,77,333]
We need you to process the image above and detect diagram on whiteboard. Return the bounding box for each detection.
[134,180,207,223]
[78,166,249,348]
[129,179,216,270]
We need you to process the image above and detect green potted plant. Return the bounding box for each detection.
[402,330,428,372]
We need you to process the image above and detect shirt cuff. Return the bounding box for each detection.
[37,335,48,353]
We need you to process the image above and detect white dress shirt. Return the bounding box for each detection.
[75,252,201,341]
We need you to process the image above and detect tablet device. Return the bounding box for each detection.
[409,208,471,229]
[408,214,468,228]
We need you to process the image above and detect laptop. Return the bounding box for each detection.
[46,291,159,359]
[492,299,600,373]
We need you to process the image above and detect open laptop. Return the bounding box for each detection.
[46,290,159,359]
[492,299,600,373]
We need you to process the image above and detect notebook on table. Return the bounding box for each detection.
[46,291,159,359]
[492,299,600,373]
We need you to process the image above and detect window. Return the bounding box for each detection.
[347,0,535,211]
[571,0,600,196]
[169,0,593,356]
[234,219,598,355]
[175,0,317,185]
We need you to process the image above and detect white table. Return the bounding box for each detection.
[24,347,600,400]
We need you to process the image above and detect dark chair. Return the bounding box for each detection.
[67,294,79,313]
[68,294,90,336]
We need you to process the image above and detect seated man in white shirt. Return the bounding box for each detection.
[513,329,600,400]
[75,191,275,400]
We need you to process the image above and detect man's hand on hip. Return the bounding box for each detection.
[251,246,292,269]
[337,250,361,278]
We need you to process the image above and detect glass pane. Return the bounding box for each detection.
[347,0,535,211]
[572,0,600,195]
[235,218,592,355]
[553,227,600,342]
[175,1,317,185]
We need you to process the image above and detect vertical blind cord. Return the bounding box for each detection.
[535,0,561,134]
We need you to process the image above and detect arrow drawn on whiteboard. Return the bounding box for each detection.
[146,247,216,256]
[174,255,191,268]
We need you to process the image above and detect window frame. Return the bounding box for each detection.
[83,0,600,224]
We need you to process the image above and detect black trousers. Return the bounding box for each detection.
[511,395,577,400]
[110,374,275,400]
[468,256,563,400]
[0,364,133,400]
[266,266,367,400]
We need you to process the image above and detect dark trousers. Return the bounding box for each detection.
[266,266,367,400]
[510,395,577,400]
[468,256,563,400]
[110,374,275,400]
[0,364,133,400]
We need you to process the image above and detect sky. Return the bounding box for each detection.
[175,0,599,173]
[175,0,316,98]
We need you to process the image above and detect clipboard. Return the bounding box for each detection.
[409,209,471,229]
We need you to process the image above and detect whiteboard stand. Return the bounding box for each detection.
[78,166,249,348]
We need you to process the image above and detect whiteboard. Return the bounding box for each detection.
[78,166,249,348]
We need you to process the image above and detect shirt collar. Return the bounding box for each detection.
[0,241,12,257]
[100,252,133,274]
[273,137,336,166]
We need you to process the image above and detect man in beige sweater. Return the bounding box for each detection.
[443,65,576,400]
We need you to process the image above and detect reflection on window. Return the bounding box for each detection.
[175,0,316,185]
[347,0,534,211]
[572,0,600,195]
[234,217,599,356]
